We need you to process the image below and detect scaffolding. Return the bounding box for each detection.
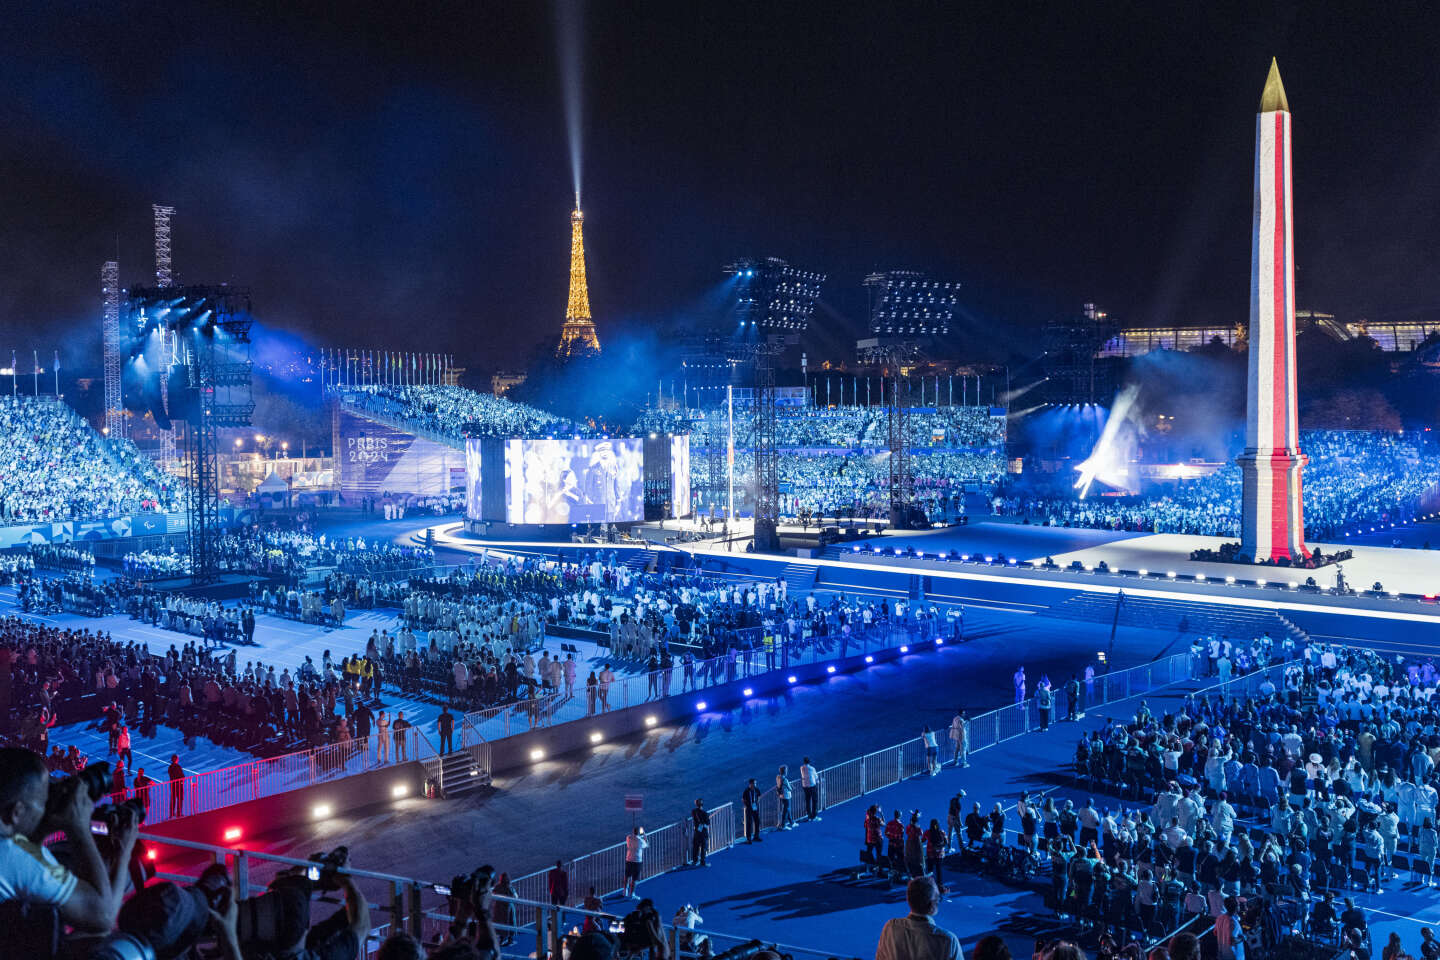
[153,204,178,465]
[101,261,123,438]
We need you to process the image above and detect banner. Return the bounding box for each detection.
[337,410,464,496]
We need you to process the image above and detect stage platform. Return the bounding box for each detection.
[1047,532,1440,596]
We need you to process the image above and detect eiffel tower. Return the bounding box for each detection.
[557,206,601,357]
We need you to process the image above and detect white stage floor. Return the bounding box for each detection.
[1045,533,1440,597]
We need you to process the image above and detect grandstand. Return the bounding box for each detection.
[0,395,184,524]
[997,430,1440,541]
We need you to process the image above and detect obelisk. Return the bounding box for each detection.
[1238,59,1308,562]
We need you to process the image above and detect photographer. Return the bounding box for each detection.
[0,747,136,942]
[617,897,669,959]
[218,854,371,960]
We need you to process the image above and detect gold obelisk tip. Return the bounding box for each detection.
[1259,57,1289,113]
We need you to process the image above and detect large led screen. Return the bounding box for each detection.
[504,438,643,524]
[670,435,691,518]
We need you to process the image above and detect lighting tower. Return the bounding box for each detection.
[860,270,958,529]
[558,206,601,357]
[727,257,825,551]
[127,285,253,583]
[153,204,178,464]
[101,261,124,438]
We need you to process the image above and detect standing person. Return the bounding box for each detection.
[950,709,969,768]
[1214,895,1246,960]
[924,817,949,895]
[167,754,185,818]
[598,664,615,711]
[376,710,391,763]
[875,877,960,960]
[623,826,647,898]
[585,671,598,715]
[775,765,794,830]
[547,860,569,907]
[1013,665,1026,704]
[865,805,885,872]
[437,706,455,755]
[800,757,820,821]
[905,811,924,878]
[1036,683,1053,731]
[922,725,939,776]
[392,711,410,760]
[742,778,763,843]
[885,810,906,875]
[133,768,154,818]
[115,725,133,769]
[690,799,711,867]
[946,794,965,848]
[563,653,577,701]
[1066,674,1082,721]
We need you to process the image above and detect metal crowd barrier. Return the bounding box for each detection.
[497,650,1264,922]
[132,831,847,960]
[459,620,929,746]
[121,728,446,827]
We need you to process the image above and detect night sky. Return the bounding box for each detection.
[1,2,1436,374]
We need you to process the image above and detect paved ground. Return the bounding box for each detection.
[162,605,1179,890]
[629,672,1435,960]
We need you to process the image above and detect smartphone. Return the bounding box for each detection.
[307,866,321,882]
[433,884,452,897]
[608,920,625,934]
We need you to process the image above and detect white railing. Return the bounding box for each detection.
[133,831,846,960]
[503,650,1232,916]
[118,728,445,827]
[459,619,931,747]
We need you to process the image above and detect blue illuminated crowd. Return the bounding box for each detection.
[335,384,601,439]
[0,397,183,524]
[997,431,1440,541]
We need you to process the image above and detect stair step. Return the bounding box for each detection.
[1041,592,1307,647]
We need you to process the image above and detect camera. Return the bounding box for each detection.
[447,864,494,908]
[445,865,495,938]
[305,846,350,892]
[91,798,148,836]
[41,762,115,833]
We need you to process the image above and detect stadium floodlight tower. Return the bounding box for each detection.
[859,271,959,529]
[127,285,254,583]
[101,261,124,438]
[726,257,825,551]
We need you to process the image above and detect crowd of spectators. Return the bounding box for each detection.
[335,383,598,440]
[996,430,1440,542]
[686,402,1006,451]
[0,396,183,524]
[1044,642,1440,960]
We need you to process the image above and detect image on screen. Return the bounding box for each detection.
[464,440,484,521]
[670,436,691,518]
[504,438,644,524]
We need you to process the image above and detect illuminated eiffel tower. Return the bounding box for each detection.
[557,206,601,357]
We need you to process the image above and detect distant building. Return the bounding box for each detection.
[490,371,527,395]
[1345,318,1440,353]
[1096,310,1352,358]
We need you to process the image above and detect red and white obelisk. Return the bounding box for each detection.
[1239,59,1308,562]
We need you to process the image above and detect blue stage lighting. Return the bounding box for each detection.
[899,645,909,653]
